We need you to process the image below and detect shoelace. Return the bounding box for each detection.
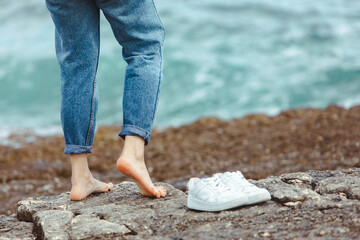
[223,171,254,188]
[203,176,232,193]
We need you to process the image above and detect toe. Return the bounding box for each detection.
[108,182,114,190]
[160,187,167,197]
[161,186,167,194]
[155,186,166,198]
[93,179,113,193]
[154,187,161,198]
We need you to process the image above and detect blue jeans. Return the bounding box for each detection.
[45,0,165,154]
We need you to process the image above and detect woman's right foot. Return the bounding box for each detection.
[70,175,113,201]
[116,156,166,198]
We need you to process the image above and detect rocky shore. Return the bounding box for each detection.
[0,105,360,238]
[1,168,359,239]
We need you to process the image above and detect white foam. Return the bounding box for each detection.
[340,97,360,109]
[334,25,352,36]
[0,126,62,147]
[282,47,303,57]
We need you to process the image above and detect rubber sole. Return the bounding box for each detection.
[187,195,248,212]
[247,190,271,205]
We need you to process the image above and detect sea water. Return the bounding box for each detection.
[0,0,359,139]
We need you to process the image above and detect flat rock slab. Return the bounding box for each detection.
[0,214,34,240]
[8,168,360,239]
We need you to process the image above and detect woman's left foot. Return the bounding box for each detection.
[117,156,166,198]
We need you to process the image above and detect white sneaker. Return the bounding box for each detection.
[214,171,271,205]
[187,176,248,211]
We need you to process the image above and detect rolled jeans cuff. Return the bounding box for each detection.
[64,144,92,154]
[119,124,150,145]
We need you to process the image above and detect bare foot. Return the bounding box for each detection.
[70,175,113,201]
[117,156,166,198]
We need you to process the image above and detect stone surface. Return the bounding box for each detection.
[0,214,35,240]
[71,214,130,239]
[4,168,360,239]
[33,210,73,240]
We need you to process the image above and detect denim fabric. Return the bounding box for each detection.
[45,0,165,154]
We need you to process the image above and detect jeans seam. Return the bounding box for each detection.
[151,0,166,41]
[149,45,162,127]
[85,21,100,146]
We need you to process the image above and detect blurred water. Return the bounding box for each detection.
[0,0,360,138]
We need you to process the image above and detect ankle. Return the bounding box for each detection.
[69,153,93,184]
[121,135,145,159]
[120,151,144,162]
[71,171,92,185]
